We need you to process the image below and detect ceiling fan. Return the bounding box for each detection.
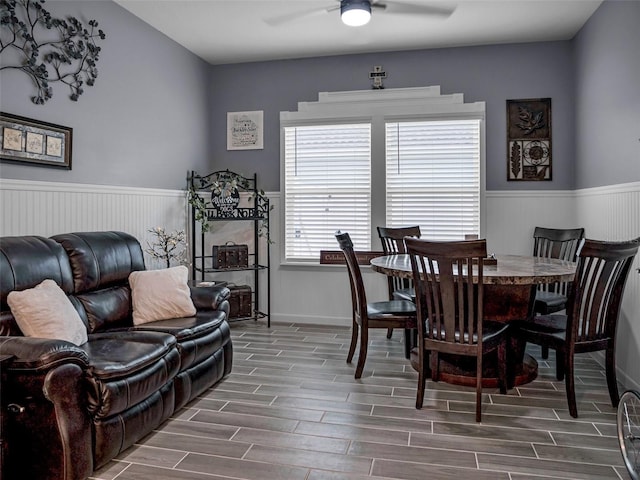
[264,1,456,28]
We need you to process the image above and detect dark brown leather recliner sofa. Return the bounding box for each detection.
[0,231,233,480]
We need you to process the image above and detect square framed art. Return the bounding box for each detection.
[227,110,263,150]
[507,98,551,181]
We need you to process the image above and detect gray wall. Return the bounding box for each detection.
[0,1,211,190]
[210,42,576,192]
[574,0,640,189]
[3,1,634,193]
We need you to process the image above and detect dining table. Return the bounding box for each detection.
[370,253,577,387]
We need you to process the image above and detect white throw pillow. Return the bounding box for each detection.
[129,265,196,325]
[7,279,88,346]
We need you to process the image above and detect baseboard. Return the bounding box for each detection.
[591,351,640,392]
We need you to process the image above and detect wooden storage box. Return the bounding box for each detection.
[228,284,252,319]
[212,242,249,269]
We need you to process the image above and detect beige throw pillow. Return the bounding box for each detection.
[7,279,88,346]
[129,265,196,325]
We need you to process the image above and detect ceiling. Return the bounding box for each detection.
[114,0,603,65]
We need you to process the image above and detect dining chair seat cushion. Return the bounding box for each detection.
[534,291,567,313]
[426,320,509,344]
[367,300,416,318]
[392,287,415,302]
[516,315,567,343]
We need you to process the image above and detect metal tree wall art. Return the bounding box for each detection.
[0,0,106,104]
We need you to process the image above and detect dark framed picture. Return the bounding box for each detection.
[507,98,551,181]
[0,112,72,169]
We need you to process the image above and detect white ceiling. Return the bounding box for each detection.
[114,0,603,65]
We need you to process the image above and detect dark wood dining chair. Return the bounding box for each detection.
[405,237,508,422]
[377,226,421,349]
[515,237,639,418]
[532,226,585,359]
[336,232,417,379]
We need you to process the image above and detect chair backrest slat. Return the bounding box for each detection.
[533,227,585,295]
[335,232,367,321]
[377,226,421,299]
[377,226,421,254]
[568,238,639,343]
[407,238,487,346]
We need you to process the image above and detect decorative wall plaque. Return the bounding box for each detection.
[0,112,72,169]
[227,111,263,150]
[507,98,552,181]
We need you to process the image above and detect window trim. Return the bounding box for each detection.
[280,87,486,266]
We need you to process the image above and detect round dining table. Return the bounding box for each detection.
[370,254,577,387]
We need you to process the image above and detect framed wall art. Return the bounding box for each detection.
[507,98,551,181]
[0,112,72,169]
[227,110,263,150]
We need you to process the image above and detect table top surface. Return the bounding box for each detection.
[370,254,576,285]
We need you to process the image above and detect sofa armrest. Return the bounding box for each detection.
[189,285,230,311]
[4,362,93,480]
[0,337,89,371]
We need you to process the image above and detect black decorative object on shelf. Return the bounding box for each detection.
[187,169,271,238]
[0,0,106,104]
[187,170,271,327]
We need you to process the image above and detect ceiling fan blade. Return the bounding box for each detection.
[379,1,456,17]
[264,4,334,26]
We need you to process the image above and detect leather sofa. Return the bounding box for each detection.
[0,231,233,480]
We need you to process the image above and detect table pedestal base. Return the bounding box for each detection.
[409,350,537,388]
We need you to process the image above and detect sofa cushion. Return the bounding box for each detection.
[51,231,145,293]
[81,331,180,418]
[7,279,88,346]
[129,266,196,325]
[132,311,227,370]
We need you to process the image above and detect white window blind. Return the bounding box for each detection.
[284,124,371,261]
[385,119,480,240]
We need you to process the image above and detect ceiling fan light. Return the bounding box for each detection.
[341,0,371,27]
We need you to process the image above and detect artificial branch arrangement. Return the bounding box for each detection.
[0,0,106,104]
[145,227,186,268]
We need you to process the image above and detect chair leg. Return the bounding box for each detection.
[386,328,393,339]
[346,318,358,364]
[605,345,620,407]
[555,349,565,381]
[403,328,412,359]
[497,342,507,395]
[416,344,427,409]
[508,334,526,390]
[564,351,577,418]
[355,326,368,379]
[476,352,483,423]
[541,345,549,359]
[431,352,440,382]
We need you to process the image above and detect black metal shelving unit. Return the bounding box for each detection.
[187,170,270,327]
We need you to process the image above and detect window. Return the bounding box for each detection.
[385,119,480,240]
[280,87,485,264]
[283,124,371,261]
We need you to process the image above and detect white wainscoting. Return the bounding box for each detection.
[0,179,188,269]
[2,179,638,388]
[576,182,640,390]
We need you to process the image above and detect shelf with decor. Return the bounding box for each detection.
[187,170,271,326]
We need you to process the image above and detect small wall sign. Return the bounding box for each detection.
[227,110,264,150]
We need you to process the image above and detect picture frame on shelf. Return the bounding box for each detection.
[0,112,72,169]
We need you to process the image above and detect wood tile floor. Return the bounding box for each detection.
[91,321,631,480]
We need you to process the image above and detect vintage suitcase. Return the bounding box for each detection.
[212,242,249,269]
[227,284,252,319]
